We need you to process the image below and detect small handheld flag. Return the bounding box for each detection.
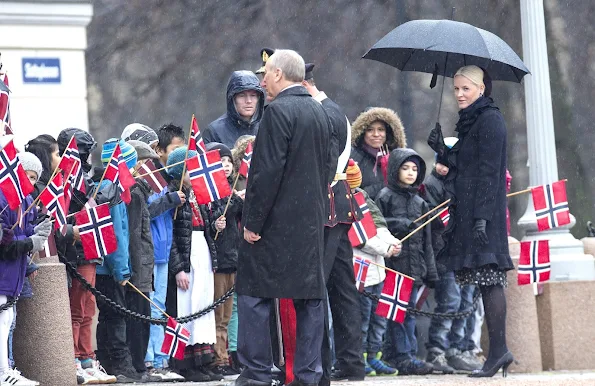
[238,142,253,178]
[186,150,232,205]
[531,180,570,231]
[375,270,414,323]
[348,191,377,247]
[74,203,117,260]
[353,256,370,292]
[518,240,551,285]
[161,317,190,360]
[188,115,206,154]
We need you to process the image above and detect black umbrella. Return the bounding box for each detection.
[363,19,529,83]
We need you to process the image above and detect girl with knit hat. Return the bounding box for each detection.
[165,146,226,382]
[346,159,401,377]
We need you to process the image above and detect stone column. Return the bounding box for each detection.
[518,0,594,281]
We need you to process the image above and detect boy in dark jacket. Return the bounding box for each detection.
[421,147,482,374]
[205,142,243,377]
[375,148,438,376]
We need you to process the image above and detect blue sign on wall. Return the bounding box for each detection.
[22,58,61,84]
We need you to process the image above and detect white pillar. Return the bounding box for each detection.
[518,0,594,281]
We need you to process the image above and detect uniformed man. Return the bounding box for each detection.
[302,63,366,384]
[255,48,275,102]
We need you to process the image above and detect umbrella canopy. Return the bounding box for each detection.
[363,19,529,83]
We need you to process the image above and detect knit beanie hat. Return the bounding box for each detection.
[206,142,233,162]
[404,155,420,170]
[19,152,43,180]
[128,140,159,161]
[345,159,362,189]
[101,138,138,170]
[167,146,197,180]
[121,123,158,147]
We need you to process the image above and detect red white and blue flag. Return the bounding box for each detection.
[531,180,570,232]
[74,203,117,260]
[439,208,450,227]
[0,141,34,209]
[38,173,67,234]
[138,160,168,194]
[238,142,253,178]
[518,240,551,286]
[0,73,12,135]
[104,144,135,204]
[186,150,231,205]
[348,191,377,247]
[161,317,190,360]
[353,256,370,292]
[60,136,86,194]
[375,270,414,323]
[188,115,206,154]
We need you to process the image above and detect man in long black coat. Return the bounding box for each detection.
[235,49,332,386]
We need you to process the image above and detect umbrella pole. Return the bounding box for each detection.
[435,7,456,123]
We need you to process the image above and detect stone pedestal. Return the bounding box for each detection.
[13,256,77,386]
[536,281,595,371]
[504,258,543,373]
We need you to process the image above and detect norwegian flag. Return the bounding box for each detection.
[137,160,168,194]
[353,256,370,292]
[518,240,551,286]
[348,191,377,247]
[60,136,85,194]
[0,73,12,135]
[104,144,135,204]
[38,173,67,234]
[0,141,34,209]
[188,115,206,154]
[38,209,57,258]
[74,203,117,260]
[532,180,570,231]
[161,317,190,360]
[186,150,232,205]
[375,270,414,323]
[238,142,253,178]
[439,208,450,227]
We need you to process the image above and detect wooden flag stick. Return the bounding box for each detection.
[91,145,118,202]
[214,172,241,241]
[126,281,171,319]
[414,199,450,223]
[0,204,9,217]
[400,211,443,243]
[174,115,196,220]
[367,260,415,282]
[134,159,186,179]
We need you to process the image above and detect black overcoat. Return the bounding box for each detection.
[441,97,513,272]
[236,85,331,299]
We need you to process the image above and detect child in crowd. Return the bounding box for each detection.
[94,139,154,383]
[375,148,438,376]
[127,139,186,382]
[205,142,243,378]
[155,123,187,175]
[165,147,226,382]
[346,159,401,377]
[0,147,52,386]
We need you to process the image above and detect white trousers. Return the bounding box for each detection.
[0,295,15,375]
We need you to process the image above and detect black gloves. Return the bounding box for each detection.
[427,122,445,155]
[472,219,489,246]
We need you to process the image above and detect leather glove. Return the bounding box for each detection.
[34,219,52,238]
[472,219,489,246]
[30,234,48,253]
[427,122,445,155]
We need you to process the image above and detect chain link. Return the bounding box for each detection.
[361,288,481,320]
[0,296,18,314]
[59,253,234,325]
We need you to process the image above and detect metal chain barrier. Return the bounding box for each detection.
[0,296,18,314]
[361,288,481,320]
[58,252,234,325]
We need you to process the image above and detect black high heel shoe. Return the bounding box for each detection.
[468,351,514,378]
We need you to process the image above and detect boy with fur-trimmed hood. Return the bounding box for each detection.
[375,148,438,376]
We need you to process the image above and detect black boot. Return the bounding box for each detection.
[228,375,271,386]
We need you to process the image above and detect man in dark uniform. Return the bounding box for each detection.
[255,48,275,102]
[234,50,332,386]
[302,63,366,384]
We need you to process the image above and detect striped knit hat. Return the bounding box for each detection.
[101,138,137,170]
[167,146,197,180]
[346,159,362,189]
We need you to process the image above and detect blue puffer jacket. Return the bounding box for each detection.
[95,180,131,282]
[148,188,178,265]
[0,192,37,298]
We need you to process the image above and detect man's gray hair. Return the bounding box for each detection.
[268,50,305,82]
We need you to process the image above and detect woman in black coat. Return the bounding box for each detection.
[429,65,514,378]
